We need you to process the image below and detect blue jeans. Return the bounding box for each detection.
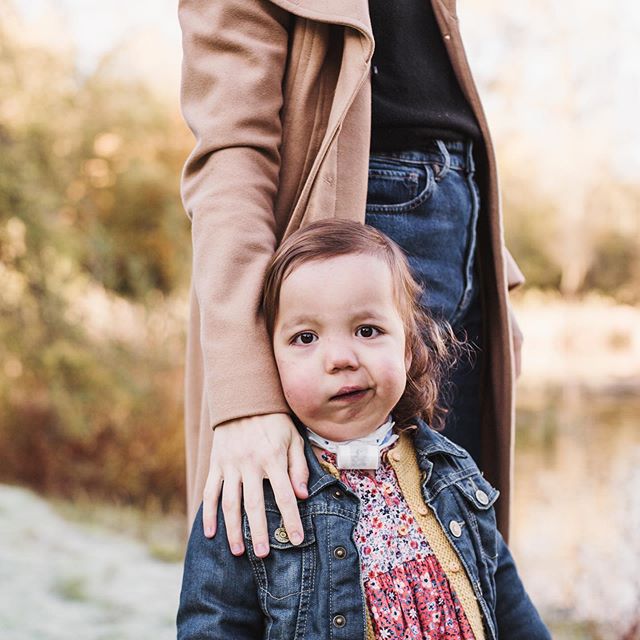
[365,140,483,463]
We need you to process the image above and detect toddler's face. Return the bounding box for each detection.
[272,253,409,441]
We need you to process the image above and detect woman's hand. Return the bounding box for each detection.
[508,303,523,379]
[203,413,309,558]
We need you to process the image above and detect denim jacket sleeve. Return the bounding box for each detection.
[177,504,263,639]
[494,531,551,639]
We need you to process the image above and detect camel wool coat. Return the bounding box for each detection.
[178,0,524,537]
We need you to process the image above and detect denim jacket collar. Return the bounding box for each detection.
[299,417,468,497]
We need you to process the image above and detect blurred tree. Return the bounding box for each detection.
[1,0,638,512]
[0,0,191,511]
[464,0,639,300]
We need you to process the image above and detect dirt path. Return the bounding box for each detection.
[0,485,182,639]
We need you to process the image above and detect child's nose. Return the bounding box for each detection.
[324,339,359,372]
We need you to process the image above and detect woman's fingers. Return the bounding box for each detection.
[288,432,309,500]
[241,471,269,557]
[202,465,222,538]
[267,462,304,546]
[203,413,309,557]
[220,472,245,556]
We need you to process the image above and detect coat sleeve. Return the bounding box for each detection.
[177,505,264,639]
[494,531,551,638]
[178,0,292,428]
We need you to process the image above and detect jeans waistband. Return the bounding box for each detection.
[369,139,475,173]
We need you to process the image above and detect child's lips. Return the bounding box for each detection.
[330,386,370,402]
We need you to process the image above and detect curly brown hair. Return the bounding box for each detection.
[262,219,461,431]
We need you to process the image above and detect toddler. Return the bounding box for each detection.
[177,219,549,639]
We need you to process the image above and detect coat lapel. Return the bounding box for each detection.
[269,0,373,41]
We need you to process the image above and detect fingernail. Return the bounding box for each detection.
[231,544,244,555]
[299,483,308,495]
[205,527,214,537]
[290,531,303,545]
[255,543,269,557]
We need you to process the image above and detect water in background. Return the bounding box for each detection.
[513,387,640,639]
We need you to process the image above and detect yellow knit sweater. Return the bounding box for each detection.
[320,431,485,640]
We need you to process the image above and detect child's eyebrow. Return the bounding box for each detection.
[278,315,319,332]
[351,309,387,322]
[279,309,388,332]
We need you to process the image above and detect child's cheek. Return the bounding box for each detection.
[279,367,319,419]
[377,356,409,396]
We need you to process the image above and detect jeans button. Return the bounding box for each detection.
[449,520,463,538]
[333,614,346,628]
[333,546,347,559]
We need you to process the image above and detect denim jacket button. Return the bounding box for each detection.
[333,546,347,559]
[332,614,346,628]
[333,489,344,499]
[333,615,347,629]
[449,520,463,538]
[475,489,490,505]
[274,527,289,543]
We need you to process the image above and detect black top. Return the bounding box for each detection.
[369,0,481,150]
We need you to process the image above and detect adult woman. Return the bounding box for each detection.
[178,0,524,557]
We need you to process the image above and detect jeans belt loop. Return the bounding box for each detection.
[434,139,451,182]
[465,139,476,175]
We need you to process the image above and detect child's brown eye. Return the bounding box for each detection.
[293,332,317,345]
[356,326,379,338]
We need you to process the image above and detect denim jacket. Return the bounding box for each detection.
[177,420,550,639]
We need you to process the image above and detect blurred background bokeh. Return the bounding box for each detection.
[1,0,638,638]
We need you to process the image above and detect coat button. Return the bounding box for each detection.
[333,546,347,559]
[449,561,461,573]
[333,615,346,628]
[333,489,343,499]
[274,527,289,543]
[417,505,429,516]
[449,520,463,538]
[475,489,490,505]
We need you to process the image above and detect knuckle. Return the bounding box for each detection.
[203,487,217,502]
[276,493,296,511]
[244,450,264,468]
[243,495,263,512]
[221,497,238,513]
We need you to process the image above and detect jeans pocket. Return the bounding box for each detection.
[365,153,479,325]
[366,158,436,213]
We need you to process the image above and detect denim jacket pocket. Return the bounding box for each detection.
[453,475,499,561]
[366,158,436,213]
[244,509,317,601]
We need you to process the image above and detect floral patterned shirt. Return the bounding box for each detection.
[321,449,476,640]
